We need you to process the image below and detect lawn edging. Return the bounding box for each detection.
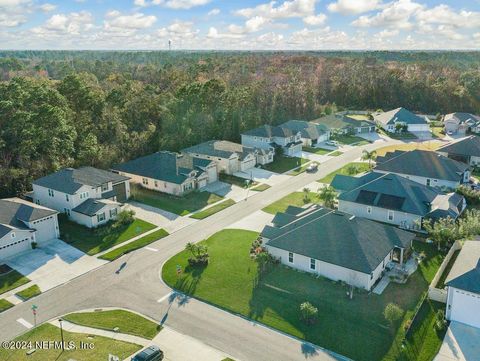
[190,199,236,220]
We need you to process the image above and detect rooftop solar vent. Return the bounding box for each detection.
[349,215,356,220]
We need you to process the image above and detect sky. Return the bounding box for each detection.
[1,0,480,50]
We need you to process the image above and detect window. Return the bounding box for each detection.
[66,194,69,202]
[310,258,316,270]
[388,210,394,221]
[97,212,106,222]
[367,206,372,214]
[64,208,70,216]
[154,180,159,188]
[48,189,54,197]
[426,179,431,186]
[142,178,149,185]
[101,183,108,192]
[288,252,294,263]
[109,208,118,218]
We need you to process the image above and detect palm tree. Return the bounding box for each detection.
[362,149,377,169]
[303,187,310,203]
[318,186,336,208]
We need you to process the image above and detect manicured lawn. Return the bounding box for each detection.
[190,199,236,219]
[131,185,223,216]
[263,155,309,174]
[0,269,30,296]
[289,162,313,175]
[251,183,271,192]
[333,135,371,145]
[262,191,319,214]
[376,141,443,157]
[431,126,445,139]
[60,218,156,255]
[330,151,343,156]
[348,114,371,120]
[219,173,258,188]
[318,162,370,184]
[99,229,169,261]
[435,249,460,289]
[63,309,161,339]
[0,323,142,361]
[302,147,330,155]
[0,299,14,313]
[162,230,443,361]
[15,285,41,300]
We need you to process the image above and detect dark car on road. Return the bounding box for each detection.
[132,346,164,361]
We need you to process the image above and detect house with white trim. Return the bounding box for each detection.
[373,107,429,133]
[443,113,480,136]
[241,125,302,156]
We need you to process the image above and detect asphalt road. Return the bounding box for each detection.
[0,139,400,361]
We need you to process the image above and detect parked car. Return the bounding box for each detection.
[132,346,164,361]
[447,131,453,136]
[306,163,319,173]
[325,140,339,146]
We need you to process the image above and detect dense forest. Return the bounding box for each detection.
[1,51,479,197]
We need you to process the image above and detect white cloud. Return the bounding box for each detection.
[32,11,94,35]
[0,0,31,27]
[235,0,316,19]
[327,0,383,15]
[207,8,220,16]
[415,5,480,29]
[303,13,327,25]
[207,27,244,39]
[352,0,423,29]
[39,3,56,12]
[135,0,211,9]
[228,16,270,34]
[157,20,199,39]
[104,11,156,30]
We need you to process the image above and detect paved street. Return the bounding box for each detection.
[0,138,400,361]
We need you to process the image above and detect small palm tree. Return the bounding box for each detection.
[318,186,336,208]
[303,187,310,203]
[362,149,377,169]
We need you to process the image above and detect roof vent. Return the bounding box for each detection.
[349,215,356,221]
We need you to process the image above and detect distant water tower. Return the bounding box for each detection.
[168,39,172,50]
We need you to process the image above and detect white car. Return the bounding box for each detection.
[325,140,339,146]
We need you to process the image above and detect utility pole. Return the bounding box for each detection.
[168,40,172,51]
[58,318,65,351]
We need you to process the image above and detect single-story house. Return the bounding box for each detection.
[312,114,376,135]
[445,241,480,329]
[112,151,217,196]
[33,167,130,228]
[373,107,429,133]
[0,198,59,260]
[261,206,415,291]
[279,120,330,146]
[241,125,303,156]
[375,150,470,190]
[332,172,466,231]
[182,140,273,174]
[437,135,480,167]
[443,113,480,135]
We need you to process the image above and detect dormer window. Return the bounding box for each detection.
[48,189,54,197]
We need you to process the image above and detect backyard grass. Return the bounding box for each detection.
[376,141,443,157]
[302,147,330,155]
[131,185,223,216]
[251,183,271,192]
[347,114,371,120]
[219,173,258,188]
[60,217,156,255]
[431,126,445,139]
[0,299,14,313]
[262,191,318,214]
[190,199,236,219]
[99,228,169,261]
[318,162,370,184]
[263,155,309,174]
[435,249,460,289]
[162,230,443,361]
[0,268,30,296]
[63,309,161,339]
[15,285,41,300]
[333,134,371,145]
[0,323,142,361]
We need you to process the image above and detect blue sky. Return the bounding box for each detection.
[1,0,479,49]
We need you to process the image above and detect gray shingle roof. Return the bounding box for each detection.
[438,136,480,158]
[332,172,465,219]
[444,113,480,127]
[373,108,428,126]
[33,167,130,195]
[312,114,375,130]
[71,198,115,217]
[242,124,298,138]
[262,206,415,274]
[375,150,469,182]
[182,140,256,161]
[280,120,328,140]
[112,151,210,185]
[446,241,480,294]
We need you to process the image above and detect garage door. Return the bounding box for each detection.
[113,182,127,202]
[0,237,31,259]
[407,124,430,132]
[33,217,58,243]
[450,289,480,328]
[357,127,370,134]
[241,158,256,172]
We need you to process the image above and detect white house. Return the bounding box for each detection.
[443,113,480,136]
[33,167,130,228]
[182,140,273,175]
[112,151,217,197]
[373,107,430,133]
[260,206,415,291]
[0,198,59,260]
[241,124,303,156]
[445,241,480,329]
[374,150,470,190]
[332,172,466,231]
[279,120,331,146]
[437,135,480,167]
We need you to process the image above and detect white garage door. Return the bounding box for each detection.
[450,289,480,328]
[33,217,58,243]
[241,158,256,172]
[0,237,31,259]
[407,124,430,132]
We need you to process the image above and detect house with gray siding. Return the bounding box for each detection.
[312,114,375,135]
[443,113,480,135]
[437,135,480,167]
[279,120,330,146]
[260,206,415,291]
[373,107,429,133]
[241,125,302,156]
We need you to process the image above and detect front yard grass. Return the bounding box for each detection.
[333,134,371,145]
[263,155,309,174]
[190,199,236,220]
[262,191,318,214]
[0,323,142,361]
[60,218,156,255]
[15,285,41,300]
[431,126,445,139]
[162,230,443,361]
[376,141,443,157]
[63,309,161,339]
[0,268,30,296]
[251,183,271,192]
[0,299,14,313]
[131,185,223,216]
[302,147,330,155]
[98,228,169,261]
[318,162,370,184]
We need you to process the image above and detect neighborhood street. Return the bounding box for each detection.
[0,139,402,361]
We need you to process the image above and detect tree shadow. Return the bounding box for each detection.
[301,342,319,359]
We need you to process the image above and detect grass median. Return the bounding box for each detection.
[15,285,41,301]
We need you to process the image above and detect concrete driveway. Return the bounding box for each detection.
[435,321,480,361]
[126,201,180,226]
[234,168,290,186]
[6,239,106,292]
[227,210,274,232]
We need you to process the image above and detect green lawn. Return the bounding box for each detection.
[0,299,14,313]
[318,162,370,184]
[251,184,271,192]
[289,162,313,176]
[99,229,169,261]
[333,135,371,145]
[376,141,443,157]
[302,147,330,155]
[190,199,236,219]
[263,155,309,174]
[15,285,41,301]
[431,126,445,139]
[60,218,156,255]
[162,230,443,361]
[262,191,319,214]
[330,151,343,156]
[0,269,30,296]
[0,323,141,361]
[348,114,371,121]
[63,309,161,339]
[219,173,258,188]
[435,250,460,289]
[131,185,223,216]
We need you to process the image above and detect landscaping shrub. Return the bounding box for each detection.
[300,301,318,325]
[114,209,135,227]
[457,185,480,205]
